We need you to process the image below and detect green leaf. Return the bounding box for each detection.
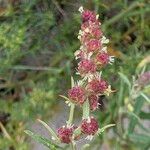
[118,72,131,90]
[24,130,59,150]
[128,133,150,144]
[140,92,150,103]
[128,96,144,134]
[59,95,70,102]
[67,103,75,126]
[139,111,150,120]
[37,119,60,142]
[98,124,116,134]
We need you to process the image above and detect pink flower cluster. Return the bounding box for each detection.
[57,7,114,144]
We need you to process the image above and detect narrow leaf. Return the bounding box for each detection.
[67,103,75,126]
[118,72,131,89]
[128,96,144,134]
[59,95,70,102]
[37,119,60,142]
[98,124,115,134]
[140,92,150,103]
[24,130,59,150]
[139,111,150,120]
[128,133,150,144]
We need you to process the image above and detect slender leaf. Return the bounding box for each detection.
[59,95,70,102]
[37,119,60,142]
[24,130,60,150]
[118,72,131,89]
[139,111,150,120]
[140,92,150,103]
[128,96,144,134]
[98,124,116,134]
[128,133,150,144]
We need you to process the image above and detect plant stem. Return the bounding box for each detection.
[70,141,76,150]
[67,103,75,126]
[82,100,90,119]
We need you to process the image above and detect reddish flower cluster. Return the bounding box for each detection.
[87,78,108,94]
[68,86,86,105]
[57,7,114,144]
[81,117,99,135]
[57,126,74,144]
[78,59,96,76]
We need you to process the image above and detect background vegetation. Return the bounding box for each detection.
[0,0,149,150]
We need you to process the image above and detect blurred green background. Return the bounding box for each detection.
[0,0,149,150]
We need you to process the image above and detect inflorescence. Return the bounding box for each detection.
[56,6,115,144]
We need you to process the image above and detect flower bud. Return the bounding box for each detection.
[87,79,108,94]
[81,117,99,135]
[57,126,74,144]
[78,59,96,76]
[88,95,99,111]
[68,86,86,105]
[82,10,96,23]
[96,52,110,66]
[86,39,101,53]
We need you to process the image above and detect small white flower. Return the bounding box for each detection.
[85,135,94,141]
[84,28,90,33]
[105,85,112,96]
[78,6,84,13]
[101,36,109,44]
[77,35,81,40]
[78,30,84,36]
[96,14,99,20]
[101,46,107,52]
[95,71,102,79]
[74,50,80,59]
[87,117,91,123]
[109,56,115,64]
[77,80,84,86]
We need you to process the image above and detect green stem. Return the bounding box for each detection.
[82,100,90,119]
[67,103,75,126]
[70,141,76,150]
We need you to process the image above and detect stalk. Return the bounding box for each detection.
[82,100,90,119]
[67,103,75,126]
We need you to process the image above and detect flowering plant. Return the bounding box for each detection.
[25,7,115,150]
